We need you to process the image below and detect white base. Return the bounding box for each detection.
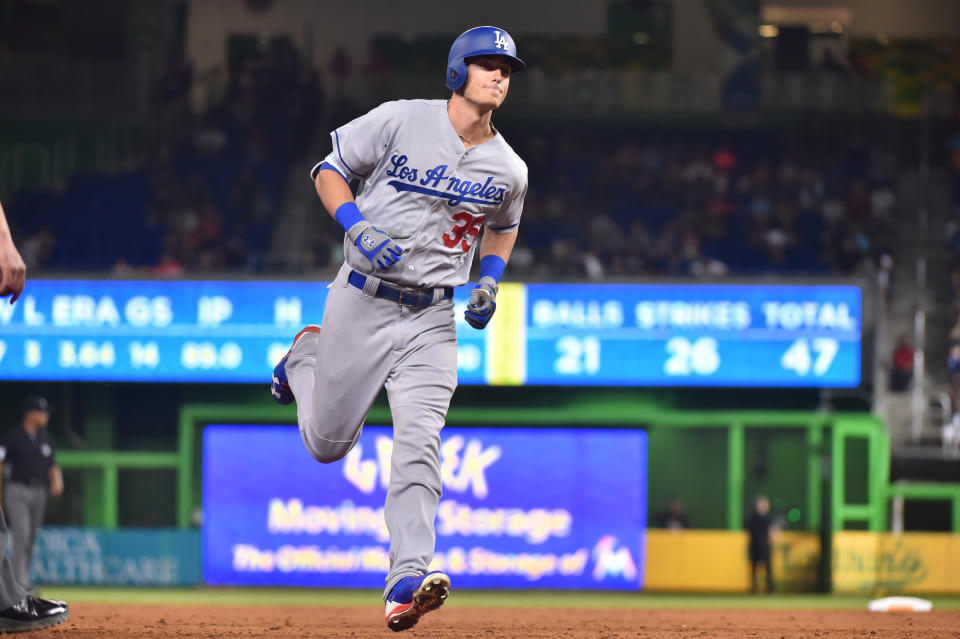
[868,596,933,612]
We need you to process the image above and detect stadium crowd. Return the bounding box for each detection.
[948,126,960,420]
[10,39,320,275]
[506,123,897,280]
[5,42,900,282]
[9,120,899,282]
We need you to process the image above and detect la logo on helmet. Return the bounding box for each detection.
[493,30,508,49]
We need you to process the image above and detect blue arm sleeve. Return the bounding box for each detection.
[334,202,366,233]
[479,255,506,283]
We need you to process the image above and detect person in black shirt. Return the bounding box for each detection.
[660,498,690,530]
[746,495,776,593]
[0,396,64,593]
[0,200,68,631]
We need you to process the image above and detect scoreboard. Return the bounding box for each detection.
[521,283,861,387]
[0,279,861,387]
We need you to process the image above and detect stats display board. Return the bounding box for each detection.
[521,283,862,387]
[0,279,861,387]
[202,425,648,590]
[0,280,331,383]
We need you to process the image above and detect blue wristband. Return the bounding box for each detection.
[334,201,365,232]
[479,255,506,283]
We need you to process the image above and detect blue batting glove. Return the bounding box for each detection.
[350,223,404,270]
[464,276,498,329]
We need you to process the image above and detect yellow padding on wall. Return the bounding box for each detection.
[645,529,820,592]
[833,531,960,594]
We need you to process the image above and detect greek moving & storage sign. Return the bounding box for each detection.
[202,425,647,589]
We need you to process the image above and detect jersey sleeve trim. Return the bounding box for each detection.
[485,221,520,234]
[311,160,348,182]
[333,129,368,179]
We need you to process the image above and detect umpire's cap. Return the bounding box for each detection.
[22,395,52,415]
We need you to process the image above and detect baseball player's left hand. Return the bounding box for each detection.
[351,223,404,270]
[464,276,498,329]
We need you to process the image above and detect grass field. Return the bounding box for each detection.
[39,587,960,611]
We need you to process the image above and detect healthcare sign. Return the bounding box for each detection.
[202,425,647,590]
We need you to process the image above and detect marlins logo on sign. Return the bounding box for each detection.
[591,535,638,581]
[493,30,509,50]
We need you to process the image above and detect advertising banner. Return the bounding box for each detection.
[833,531,960,594]
[203,425,647,589]
[32,527,201,586]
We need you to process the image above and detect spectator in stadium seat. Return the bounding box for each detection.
[948,343,960,384]
[17,226,56,272]
[889,335,915,392]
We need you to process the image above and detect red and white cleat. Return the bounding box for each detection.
[384,571,451,632]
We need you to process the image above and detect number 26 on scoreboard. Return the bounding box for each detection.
[664,337,720,376]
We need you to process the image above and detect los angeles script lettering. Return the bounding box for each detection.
[385,154,506,205]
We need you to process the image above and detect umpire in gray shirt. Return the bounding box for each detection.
[0,395,64,592]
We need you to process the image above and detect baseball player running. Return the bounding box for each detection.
[271,26,527,631]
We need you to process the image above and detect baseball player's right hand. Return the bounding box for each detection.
[464,276,498,329]
[350,223,404,270]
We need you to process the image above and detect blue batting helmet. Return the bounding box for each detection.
[446,26,525,91]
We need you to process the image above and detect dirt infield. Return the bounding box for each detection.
[45,603,960,638]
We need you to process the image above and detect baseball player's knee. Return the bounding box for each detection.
[301,435,352,463]
[308,447,350,464]
[299,421,361,463]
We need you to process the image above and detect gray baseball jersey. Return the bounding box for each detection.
[313,99,527,289]
[291,98,527,602]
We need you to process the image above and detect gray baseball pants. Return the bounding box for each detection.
[4,483,46,591]
[0,508,27,608]
[285,264,457,601]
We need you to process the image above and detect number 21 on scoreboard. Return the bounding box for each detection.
[555,336,600,375]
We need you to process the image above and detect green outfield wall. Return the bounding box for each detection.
[4,382,952,537]
[5,381,958,592]
[34,388,878,535]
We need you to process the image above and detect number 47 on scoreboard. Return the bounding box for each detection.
[781,338,839,377]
